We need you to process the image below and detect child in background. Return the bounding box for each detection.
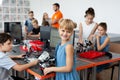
[27,19,40,39]
[94,22,110,80]
[0,33,39,80]
[41,12,51,26]
[95,22,110,52]
[79,7,98,43]
[44,19,80,80]
[24,11,35,34]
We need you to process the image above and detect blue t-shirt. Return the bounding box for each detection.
[25,18,34,33]
[95,35,109,52]
[0,52,16,80]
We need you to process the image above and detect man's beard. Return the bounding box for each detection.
[54,9,58,12]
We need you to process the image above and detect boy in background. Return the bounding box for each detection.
[24,11,35,35]
[27,19,40,39]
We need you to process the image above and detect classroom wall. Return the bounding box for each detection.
[30,0,120,34]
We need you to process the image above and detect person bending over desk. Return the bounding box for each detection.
[26,19,40,39]
[79,7,98,44]
[0,33,39,80]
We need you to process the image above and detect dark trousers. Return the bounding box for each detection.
[11,76,25,80]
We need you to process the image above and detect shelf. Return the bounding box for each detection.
[0,0,30,32]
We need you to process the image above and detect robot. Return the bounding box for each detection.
[76,40,93,53]
[38,51,55,68]
[21,40,55,70]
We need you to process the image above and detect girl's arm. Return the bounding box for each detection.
[88,23,98,40]
[96,35,110,51]
[44,44,74,75]
[79,23,83,43]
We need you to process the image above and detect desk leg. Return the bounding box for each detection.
[24,70,29,80]
[26,72,29,79]
[81,69,87,80]
[12,70,17,77]
[50,77,54,80]
[92,66,96,80]
[84,69,87,80]
[118,61,120,80]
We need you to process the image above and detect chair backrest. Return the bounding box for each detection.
[40,26,51,41]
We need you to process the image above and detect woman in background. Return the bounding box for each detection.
[41,12,51,26]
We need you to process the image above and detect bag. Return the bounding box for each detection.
[79,50,105,59]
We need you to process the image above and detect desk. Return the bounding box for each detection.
[26,58,95,80]
[11,45,120,80]
[29,52,120,80]
[11,45,95,80]
[78,52,120,80]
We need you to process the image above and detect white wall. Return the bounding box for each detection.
[30,0,120,34]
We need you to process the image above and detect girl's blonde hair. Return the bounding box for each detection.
[59,19,77,32]
[32,19,38,24]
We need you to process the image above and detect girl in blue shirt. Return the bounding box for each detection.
[44,19,80,80]
[95,22,110,80]
[95,22,110,52]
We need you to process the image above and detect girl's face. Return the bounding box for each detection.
[32,22,39,29]
[85,14,94,24]
[44,13,49,19]
[59,27,73,41]
[97,26,106,36]
[0,40,13,52]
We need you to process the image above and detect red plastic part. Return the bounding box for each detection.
[20,40,44,52]
[79,50,105,59]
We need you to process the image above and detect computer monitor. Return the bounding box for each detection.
[50,28,61,48]
[4,22,22,44]
[50,27,75,48]
[40,26,51,49]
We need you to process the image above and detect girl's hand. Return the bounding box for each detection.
[88,34,95,41]
[43,67,53,75]
[79,39,83,44]
[96,34,100,39]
